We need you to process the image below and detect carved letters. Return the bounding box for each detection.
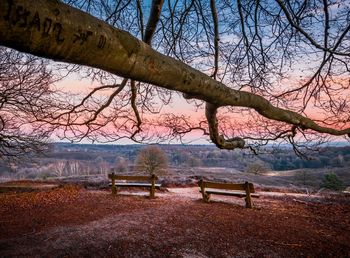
[53,23,65,44]
[73,29,93,45]
[98,35,106,49]
[13,5,30,27]
[4,1,65,44]
[3,0,107,49]
[29,12,40,31]
[42,17,52,36]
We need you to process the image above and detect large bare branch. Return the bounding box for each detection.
[0,0,349,150]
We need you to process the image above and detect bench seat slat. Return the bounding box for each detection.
[108,175,156,181]
[109,182,161,188]
[200,189,259,198]
[203,182,255,192]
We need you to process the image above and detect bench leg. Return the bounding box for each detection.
[112,185,117,195]
[245,197,253,209]
[200,190,210,203]
[199,180,210,203]
[111,177,117,195]
[244,182,253,208]
[150,176,156,198]
[150,186,155,198]
[204,193,211,203]
[245,195,252,208]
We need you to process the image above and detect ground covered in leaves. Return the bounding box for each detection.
[0,182,349,257]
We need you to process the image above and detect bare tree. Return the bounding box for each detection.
[80,161,92,176]
[135,146,168,176]
[67,160,80,176]
[52,160,66,177]
[0,0,349,155]
[0,47,57,160]
[95,156,109,175]
[115,156,129,173]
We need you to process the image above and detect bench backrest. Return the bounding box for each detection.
[108,174,158,181]
[199,180,255,193]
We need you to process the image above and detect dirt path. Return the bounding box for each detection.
[0,185,349,257]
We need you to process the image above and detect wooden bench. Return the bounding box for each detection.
[108,173,161,198]
[198,179,259,208]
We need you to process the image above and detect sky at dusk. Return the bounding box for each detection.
[54,73,210,145]
[53,72,350,146]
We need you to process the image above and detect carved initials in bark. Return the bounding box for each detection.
[29,12,40,31]
[73,28,93,45]
[4,0,65,44]
[12,5,30,26]
[97,35,106,49]
[52,22,64,44]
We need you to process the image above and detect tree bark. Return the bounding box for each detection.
[0,0,349,146]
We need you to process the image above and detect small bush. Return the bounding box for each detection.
[322,173,344,191]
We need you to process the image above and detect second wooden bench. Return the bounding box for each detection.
[198,179,259,208]
[108,173,161,198]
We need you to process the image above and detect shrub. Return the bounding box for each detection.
[322,173,344,191]
[245,160,269,175]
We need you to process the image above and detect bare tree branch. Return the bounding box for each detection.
[0,0,349,152]
[144,0,164,45]
[275,0,350,56]
[210,0,219,79]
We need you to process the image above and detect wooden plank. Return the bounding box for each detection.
[110,182,161,187]
[200,189,259,198]
[115,183,152,187]
[204,189,245,197]
[108,175,154,181]
[203,181,255,193]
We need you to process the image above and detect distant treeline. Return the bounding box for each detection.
[1,143,349,179]
[51,143,350,170]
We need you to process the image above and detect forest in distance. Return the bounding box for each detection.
[1,143,349,190]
